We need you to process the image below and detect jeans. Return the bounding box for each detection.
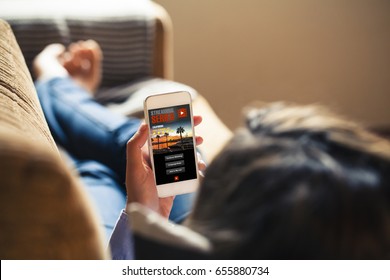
[35,77,194,242]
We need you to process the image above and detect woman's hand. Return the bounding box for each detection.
[126,116,204,218]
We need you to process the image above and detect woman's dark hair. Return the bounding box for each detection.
[188,102,390,259]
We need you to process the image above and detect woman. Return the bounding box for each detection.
[125,102,390,259]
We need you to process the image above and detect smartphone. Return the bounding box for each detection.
[144,91,199,197]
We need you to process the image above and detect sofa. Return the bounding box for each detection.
[0,1,231,259]
[0,0,232,162]
[0,18,108,259]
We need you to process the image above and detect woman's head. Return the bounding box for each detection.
[188,102,390,259]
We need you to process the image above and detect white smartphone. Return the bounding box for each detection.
[144,91,199,197]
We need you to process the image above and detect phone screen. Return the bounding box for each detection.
[148,104,197,185]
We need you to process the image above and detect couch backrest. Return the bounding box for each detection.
[0,19,107,259]
[0,0,160,88]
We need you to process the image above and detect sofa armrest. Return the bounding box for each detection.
[0,19,57,152]
[0,130,108,259]
[0,18,107,259]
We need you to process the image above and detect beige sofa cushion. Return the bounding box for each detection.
[0,19,107,259]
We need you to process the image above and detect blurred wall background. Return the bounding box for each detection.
[154,0,390,130]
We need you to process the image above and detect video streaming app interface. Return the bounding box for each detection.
[148,104,197,185]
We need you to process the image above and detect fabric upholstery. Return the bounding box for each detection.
[0,19,57,151]
[0,19,107,259]
[1,0,157,88]
[0,130,108,259]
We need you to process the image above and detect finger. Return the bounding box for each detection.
[197,151,207,172]
[198,160,207,172]
[159,196,175,204]
[85,39,103,60]
[126,123,148,169]
[68,42,80,54]
[60,51,72,65]
[195,136,203,146]
[194,115,202,127]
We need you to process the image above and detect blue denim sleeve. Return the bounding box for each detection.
[109,210,134,260]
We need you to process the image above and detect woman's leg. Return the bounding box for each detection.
[36,77,140,184]
[34,41,195,225]
[34,42,140,184]
[70,156,127,243]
